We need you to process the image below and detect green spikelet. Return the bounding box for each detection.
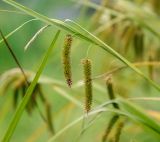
[62,34,73,87]
[133,27,144,61]
[106,77,119,109]
[82,58,92,113]
[45,102,55,135]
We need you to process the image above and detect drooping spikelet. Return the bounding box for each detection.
[121,24,136,54]
[13,87,19,108]
[106,77,119,109]
[133,27,144,61]
[102,77,122,142]
[82,58,92,113]
[45,102,55,135]
[62,34,73,87]
[13,78,25,108]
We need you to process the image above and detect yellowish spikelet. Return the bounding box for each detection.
[62,34,73,87]
[82,58,92,113]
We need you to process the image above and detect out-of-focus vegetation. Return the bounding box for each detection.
[0,0,160,142]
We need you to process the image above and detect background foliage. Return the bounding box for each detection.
[0,0,160,142]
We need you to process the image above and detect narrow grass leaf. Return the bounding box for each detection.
[1,30,60,142]
[0,30,29,85]
[24,25,49,51]
[117,98,160,134]
[0,19,38,45]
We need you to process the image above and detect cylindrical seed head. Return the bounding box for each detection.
[81,58,92,113]
[62,34,73,87]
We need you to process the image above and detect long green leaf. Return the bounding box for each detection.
[0,19,38,45]
[1,30,60,142]
[2,0,160,93]
[117,98,160,134]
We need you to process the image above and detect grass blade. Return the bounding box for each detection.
[117,98,160,134]
[0,9,25,14]
[24,25,49,51]
[1,30,60,142]
[0,30,28,85]
[0,19,38,45]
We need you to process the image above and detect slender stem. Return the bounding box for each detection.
[0,29,29,85]
[92,61,160,80]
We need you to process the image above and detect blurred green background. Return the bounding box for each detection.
[1,0,160,142]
